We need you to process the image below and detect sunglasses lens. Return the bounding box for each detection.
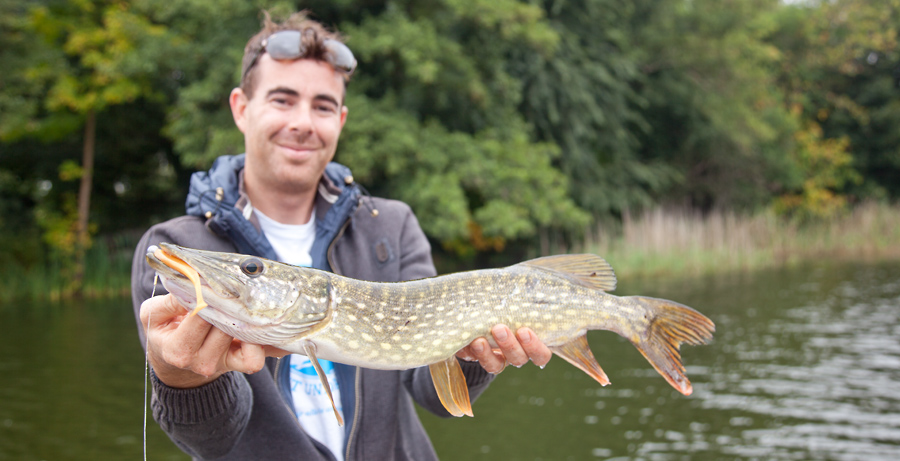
[323,39,357,74]
[259,31,356,75]
[266,30,303,60]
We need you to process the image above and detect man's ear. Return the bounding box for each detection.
[340,105,348,129]
[230,88,249,134]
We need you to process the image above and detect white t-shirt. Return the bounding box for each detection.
[254,208,315,267]
[254,208,345,461]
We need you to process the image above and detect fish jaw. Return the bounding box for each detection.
[145,243,333,349]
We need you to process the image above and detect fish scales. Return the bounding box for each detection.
[146,243,714,414]
[167,256,648,369]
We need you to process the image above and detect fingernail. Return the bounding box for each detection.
[494,327,508,342]
[518,329,533,344]
[472,341,485,354]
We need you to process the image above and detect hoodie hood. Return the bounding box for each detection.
[185,154,360,270]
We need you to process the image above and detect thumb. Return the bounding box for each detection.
[140,293,189,328]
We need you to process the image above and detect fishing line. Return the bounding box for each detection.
[144,273,159,461]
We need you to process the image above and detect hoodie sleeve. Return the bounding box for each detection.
[131,216,254,458]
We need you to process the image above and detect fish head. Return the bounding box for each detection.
[145,243,331,345]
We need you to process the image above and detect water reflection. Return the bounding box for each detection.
[693,264,900,460]
[1,262,899,460]
[0,298,186,460]
[422,262,900,460]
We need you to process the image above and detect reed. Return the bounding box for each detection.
[0,231,139,303]
[2,203,898,302]
[583,201,900,279]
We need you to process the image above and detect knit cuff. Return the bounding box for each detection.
[457,358,495,387]
[151,369,249,425]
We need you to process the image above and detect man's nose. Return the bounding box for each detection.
[287,102,314,133]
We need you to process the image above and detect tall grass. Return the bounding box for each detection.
[2,203,898,302]
[0,231,140,304]
[583,201,900,279]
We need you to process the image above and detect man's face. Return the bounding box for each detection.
[230,55,348,195]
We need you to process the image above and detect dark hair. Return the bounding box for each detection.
[240,11,349,98]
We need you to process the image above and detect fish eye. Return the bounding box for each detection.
[240,258,265,277]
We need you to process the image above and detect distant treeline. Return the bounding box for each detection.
[1,0,898,289]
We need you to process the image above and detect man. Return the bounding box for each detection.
[132,12,551,460]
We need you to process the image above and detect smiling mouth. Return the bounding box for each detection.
[279,144,321,152]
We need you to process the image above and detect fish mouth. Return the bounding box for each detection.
[145,243,317,343]
[145,243,242,307]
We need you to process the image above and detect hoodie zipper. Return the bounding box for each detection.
[326,214,363,461]
[326,215,352,274]
[273,357,338,461]
[343,366,362,461]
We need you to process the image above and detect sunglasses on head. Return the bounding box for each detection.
[242,30,357,81]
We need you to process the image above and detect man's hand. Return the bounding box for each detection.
[456,325,552,374]
[140,294,289,389]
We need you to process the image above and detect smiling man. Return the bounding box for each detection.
[132,11,551,461]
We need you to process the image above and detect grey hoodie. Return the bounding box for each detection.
[132,155,494,460]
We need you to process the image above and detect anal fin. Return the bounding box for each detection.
[550,335,610,386]
[428,357,473,417]
[302,342,344,426]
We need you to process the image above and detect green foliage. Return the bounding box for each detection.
[333,2,586,253]
[154,0,295,167]
[4,0,174,138]
[514,0,677,215]
[339,93,588,252]
[630,0,802,211]
[1,0,899,295]
[157,0,585,254]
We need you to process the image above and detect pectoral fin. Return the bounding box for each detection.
[550,335,610,386]
[302,342,344,426]
[428,357,473,417]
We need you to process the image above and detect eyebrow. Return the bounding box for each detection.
[266,87,299,98]
[266,87,341,107]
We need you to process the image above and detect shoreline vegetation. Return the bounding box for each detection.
[0,234,136,304]
[2,202,898,304]
[583,201,900,280]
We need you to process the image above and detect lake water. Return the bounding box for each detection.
[1,261,898,460]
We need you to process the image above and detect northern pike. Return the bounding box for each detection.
[146,243,714,423]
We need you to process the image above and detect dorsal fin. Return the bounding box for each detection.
[519,254,617,291]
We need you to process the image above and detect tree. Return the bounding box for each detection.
[770,0,900,209]
[513,0,680,217]
[3,0,175,292]
[160,1,589,257]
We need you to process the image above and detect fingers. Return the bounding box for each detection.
[190,326,236,377]
[234,340,268,374]
[491,324,530,368]
[515,327,553,368]
[142,294,269,388]
[140,293,188,330]
[458,324,554,375]
[263,345,291,359]
[465,337,507,374]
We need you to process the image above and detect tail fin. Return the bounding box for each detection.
[628,296,715,395]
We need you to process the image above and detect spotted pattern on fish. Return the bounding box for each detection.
[147,243,715,397]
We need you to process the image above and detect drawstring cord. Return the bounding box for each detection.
[344,175,379,217]
[198,187,225,219]
[199,179,378,220]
